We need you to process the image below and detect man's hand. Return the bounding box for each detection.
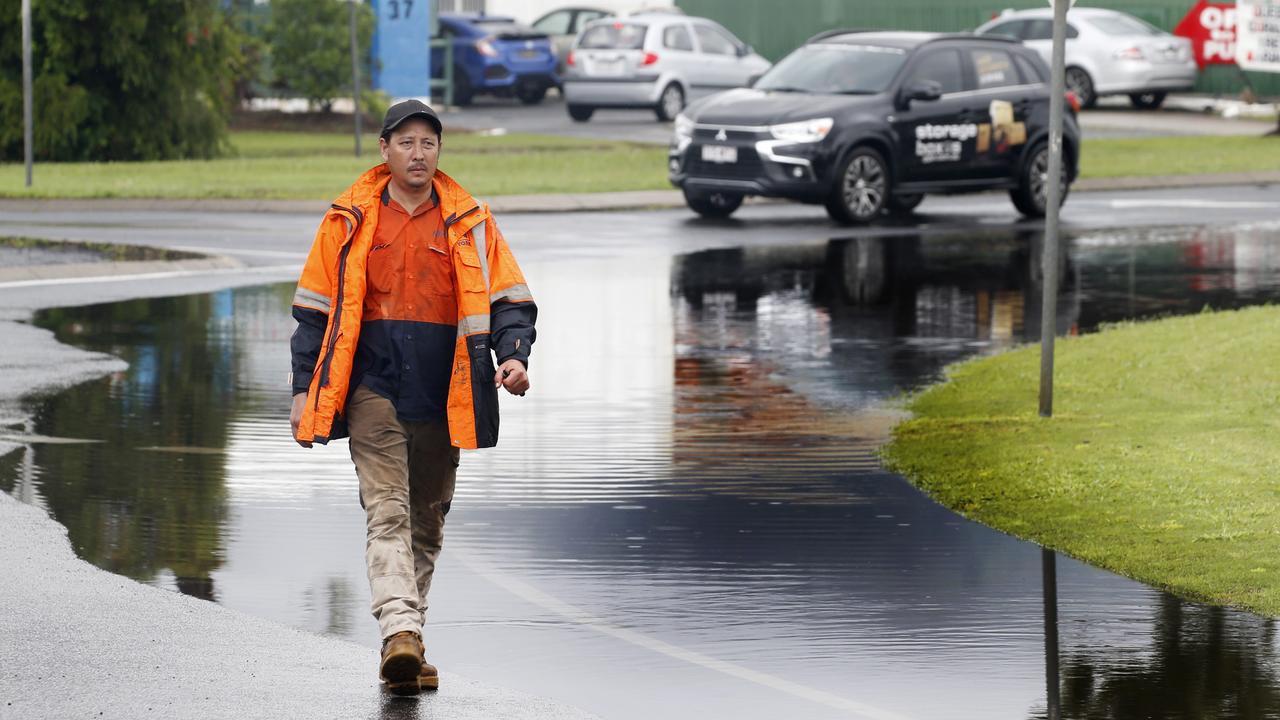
[495,359,530,396]
[290,392,313,448]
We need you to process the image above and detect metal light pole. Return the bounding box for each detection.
[1038,0,1071,418]
[349,0,362,158]
[22,0,33,187]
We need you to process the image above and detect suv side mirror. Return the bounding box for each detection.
[898,80,943,109]
[738,44,753,57]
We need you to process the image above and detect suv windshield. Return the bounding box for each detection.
[578,22,648,49]
[755,44,907,94]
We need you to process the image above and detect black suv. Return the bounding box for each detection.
[668,31,1080,223]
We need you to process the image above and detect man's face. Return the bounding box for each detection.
[380,118,441,190]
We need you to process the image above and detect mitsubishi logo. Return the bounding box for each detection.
[715,128,728,142]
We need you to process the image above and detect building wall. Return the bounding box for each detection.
[675,0,1278,96]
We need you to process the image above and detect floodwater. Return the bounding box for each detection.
[6,222,1280,719]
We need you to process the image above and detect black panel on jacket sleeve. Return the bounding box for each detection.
[291,306,328,395]
[491,299,537,368]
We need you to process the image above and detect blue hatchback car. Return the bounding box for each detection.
[431,14,560,106]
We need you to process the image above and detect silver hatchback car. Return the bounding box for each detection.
[976,8,1196,109]
[562,13,771,122]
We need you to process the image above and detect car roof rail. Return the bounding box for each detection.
[805,28,874,44]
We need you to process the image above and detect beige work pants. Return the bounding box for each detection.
[346,385,458,640]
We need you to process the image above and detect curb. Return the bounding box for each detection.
[1073,171,1280,192]
[0,256,244,284]
[1,172,1276,216]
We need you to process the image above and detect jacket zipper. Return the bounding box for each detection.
[315,202,364,409]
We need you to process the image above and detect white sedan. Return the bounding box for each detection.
[976,7,1196,109]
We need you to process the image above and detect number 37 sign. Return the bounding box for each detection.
[370,0,432,100]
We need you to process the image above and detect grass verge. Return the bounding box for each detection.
[0,131,1275,200]
[1079,134,1280,178]
[0,131,670,200]
[882,305,1280,616]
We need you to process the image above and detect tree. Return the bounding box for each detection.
[266,0,374,112]
[225,0,272,104]
[0,0,243,162]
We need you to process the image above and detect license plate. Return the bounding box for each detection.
[593,59,626,77]
[518,49,543,59]
[701,145,738,164]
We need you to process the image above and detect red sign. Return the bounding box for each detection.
[1175,0,1238,68]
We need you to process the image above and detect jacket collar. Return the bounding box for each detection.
[334,164,479,222]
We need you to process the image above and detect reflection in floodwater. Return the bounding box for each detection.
[1043,550,1061,720]
[0,291,250,599]
[5,223,1280,718]
[671,230,1078,410]
[1039,549,1280,720]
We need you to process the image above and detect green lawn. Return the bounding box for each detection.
[0,131,1275,200]
[1080,134,1280,178]
[0,131,670,200]
[882,305,1280,616]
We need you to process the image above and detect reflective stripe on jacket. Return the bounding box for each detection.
[290,165,537,449]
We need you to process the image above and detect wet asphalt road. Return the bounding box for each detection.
[3,184,1280,719]
[0,492,601,720]
[0,185,1277,288]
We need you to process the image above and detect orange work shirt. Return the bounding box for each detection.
[351,186,458,421]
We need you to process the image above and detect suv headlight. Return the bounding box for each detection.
[674,114,693,141]
[769,118,833,143]
[673,113,694,151]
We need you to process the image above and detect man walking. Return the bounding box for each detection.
[288,100,537,695]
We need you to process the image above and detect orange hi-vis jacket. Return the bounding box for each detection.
[290,165,537,449]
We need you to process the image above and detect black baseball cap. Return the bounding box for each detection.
[380,99,443,139]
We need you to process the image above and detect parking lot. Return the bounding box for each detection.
[440,90,1274,144]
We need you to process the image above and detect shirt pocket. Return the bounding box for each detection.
[366,243,400,295]
[418,243,456,298]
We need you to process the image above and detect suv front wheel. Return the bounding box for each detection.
[825,147,889,225]
[1010,142,1069,218]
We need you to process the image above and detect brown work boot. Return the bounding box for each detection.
[419,658,439,691]
[380,631,424,696]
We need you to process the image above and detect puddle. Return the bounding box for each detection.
[5,224,1280,719]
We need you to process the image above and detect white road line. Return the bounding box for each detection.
[0,264,298,290]
[0,433,100,444]
[459,554,917,720]
[1107,199,1278,209]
